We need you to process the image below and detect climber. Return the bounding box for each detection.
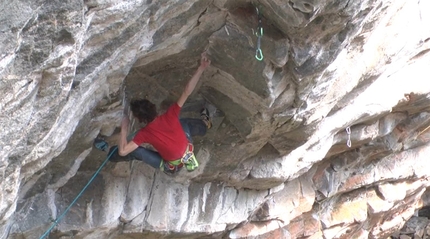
[94,52,212,174]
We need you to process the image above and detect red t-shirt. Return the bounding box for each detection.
[132,103,189,161]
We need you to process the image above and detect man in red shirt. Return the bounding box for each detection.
[114,52,211,174]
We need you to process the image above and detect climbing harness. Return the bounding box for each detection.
[346,126,351,147]
[39,147,118,239]
[160,143,199,173]
[255,7,264,61]
[181,144,199,171]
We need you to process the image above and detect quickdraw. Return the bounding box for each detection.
[255,7,264,61]
[346,127,351,147]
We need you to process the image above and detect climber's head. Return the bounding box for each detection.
[130,99,157,124]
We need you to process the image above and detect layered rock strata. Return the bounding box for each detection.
[1,0,430,238]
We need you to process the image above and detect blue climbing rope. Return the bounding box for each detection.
[39,147,117,239]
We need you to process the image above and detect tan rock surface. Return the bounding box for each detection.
[1,0,430,238]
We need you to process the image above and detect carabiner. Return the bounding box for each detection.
[255,48,263,61]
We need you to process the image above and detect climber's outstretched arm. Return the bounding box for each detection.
[118,117,138,156]
[177,52,211,107]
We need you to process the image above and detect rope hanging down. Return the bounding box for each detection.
[255,7,264,61]
[39,147,118,239]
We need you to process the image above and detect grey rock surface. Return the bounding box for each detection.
[1,0,430,238]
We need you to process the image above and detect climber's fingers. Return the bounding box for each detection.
[200,52,211,69]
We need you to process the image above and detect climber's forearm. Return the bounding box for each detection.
[118,117,137,156]
[118,126,128,153]
[177,66,205,107]
[177,53,210,107]
[185,66,205,96]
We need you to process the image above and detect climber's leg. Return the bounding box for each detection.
[130,147,163,169]
[94,137,162,168]
[180,118,207,143]
[105,144,162,168]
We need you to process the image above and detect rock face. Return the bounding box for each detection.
[1,0,430,238]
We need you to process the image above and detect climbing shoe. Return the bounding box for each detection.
[93,137,109,151]
[200,108,212,129]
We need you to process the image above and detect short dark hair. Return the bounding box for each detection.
[130,99,157,124]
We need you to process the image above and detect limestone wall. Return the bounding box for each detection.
[1,0,430,238]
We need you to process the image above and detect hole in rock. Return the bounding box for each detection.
[55,29,75,45]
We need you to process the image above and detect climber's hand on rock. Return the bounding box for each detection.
[200,52,211,70]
